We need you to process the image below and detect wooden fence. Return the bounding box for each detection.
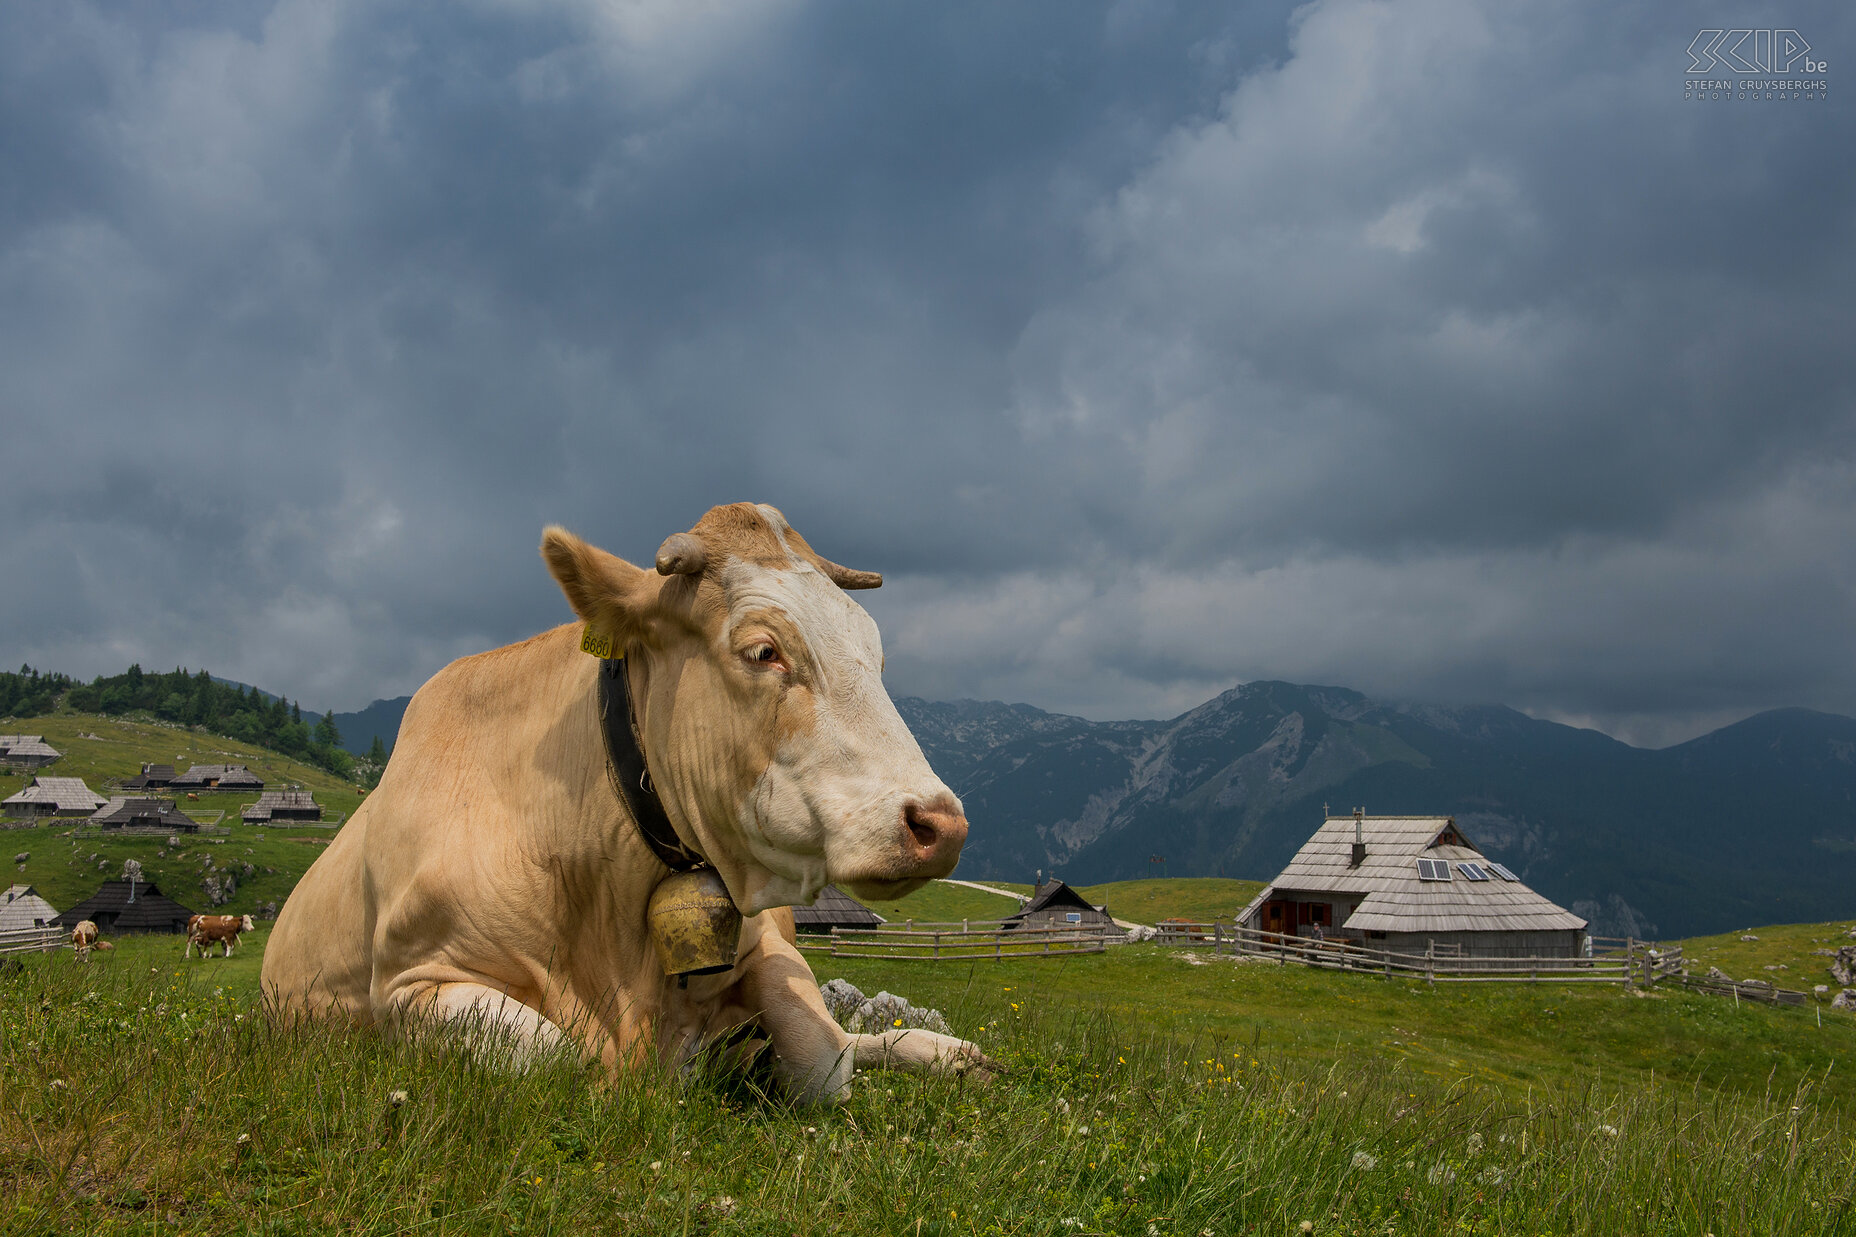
[801,920,1113,962]
[0,926,65,956]
[1673,973,1808,1007]
[1153,920,1685,986]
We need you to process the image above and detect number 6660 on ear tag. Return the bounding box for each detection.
[580,625,615,659]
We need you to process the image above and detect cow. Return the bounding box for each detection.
[263,503,988,1101]
[188,913,257,958]
[71,919,99,961]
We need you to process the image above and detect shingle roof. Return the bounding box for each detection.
[0,736,61,760]
[3,776,108,812]
[242,789,319,821]
[790,885,885,928]
[1241,815,1586,934]
[124,763,176,787]
[172,764,264,789]
[0,884,59,931]
[89,797,201,828]
[52,880,197,932]
[1005,880,1109,920]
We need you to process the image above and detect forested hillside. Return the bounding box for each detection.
[1,665,358,779]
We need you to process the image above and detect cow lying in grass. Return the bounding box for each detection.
[265,503,992,1101]
[187,913,256,958]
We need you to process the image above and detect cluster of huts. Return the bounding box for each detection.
[4,761,321,831]
[794,810,1587,962]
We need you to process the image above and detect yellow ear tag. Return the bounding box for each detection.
[580,625,616,659]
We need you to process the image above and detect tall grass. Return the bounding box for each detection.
[2,954,1851,1235]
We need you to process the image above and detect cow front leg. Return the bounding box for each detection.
[850,1028,995,1078]
[740,940,994,1104]
[402,981,571,1070]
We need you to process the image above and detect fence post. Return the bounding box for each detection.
[1624,937,1636,989]
[1426,940,1434,985]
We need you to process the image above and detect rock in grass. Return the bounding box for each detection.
[817,979,953,1036]
[850,991,953,1036]
[819,978,865,1024]
[1833,989,1856,1011]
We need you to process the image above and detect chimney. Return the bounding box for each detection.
[1350,807,1367,868]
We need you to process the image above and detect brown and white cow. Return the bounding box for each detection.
[188,913,257,958]
[263,503,986,1101]
[71,919,99,961]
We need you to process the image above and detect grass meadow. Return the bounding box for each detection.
[4,925,1854,1235]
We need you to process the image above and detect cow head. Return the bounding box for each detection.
[542,503,967,914]
[240,914,256,931]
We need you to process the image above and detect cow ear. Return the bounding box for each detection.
[541,526,662,650]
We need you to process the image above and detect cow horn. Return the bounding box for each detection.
[816,557,882,590]
[654,533,708,576]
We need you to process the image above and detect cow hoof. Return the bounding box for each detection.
[948,1044,1005,1082]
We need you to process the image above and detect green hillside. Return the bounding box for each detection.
[2,713,366,917]
[1675,918,1856,990]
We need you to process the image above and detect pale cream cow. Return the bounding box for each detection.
[263,503,986,1100]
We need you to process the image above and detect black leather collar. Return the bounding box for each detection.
[597,657,707,872]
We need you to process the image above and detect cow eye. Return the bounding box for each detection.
[751,644,779,663]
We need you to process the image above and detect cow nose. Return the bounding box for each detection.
[902,797,968,870]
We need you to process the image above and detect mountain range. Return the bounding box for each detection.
[336,683,1856,939]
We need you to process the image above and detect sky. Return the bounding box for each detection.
[3,0,1851,749]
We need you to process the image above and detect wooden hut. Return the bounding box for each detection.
[1237,811,1587,959]
[88,797,203,832]
[0,884,59,931]
[242,789,321,823]
[790,885,885,934]
[172,764,264,790]
[1003,880,1115,931]
[3,776,108,817]
[123,763,177,789]
[52,879,196,935]
[0,736,62,769]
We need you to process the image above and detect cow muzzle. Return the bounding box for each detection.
[901,796,968,877]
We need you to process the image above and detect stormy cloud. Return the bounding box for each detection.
[2,0,1851,748]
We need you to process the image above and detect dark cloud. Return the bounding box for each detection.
[2,0,1851,747]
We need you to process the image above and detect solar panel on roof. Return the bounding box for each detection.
[1457,862,1490,881]
[1488,862,1519,881]
[1415,858,1452,881]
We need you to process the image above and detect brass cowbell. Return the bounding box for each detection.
[647,868,742,985]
